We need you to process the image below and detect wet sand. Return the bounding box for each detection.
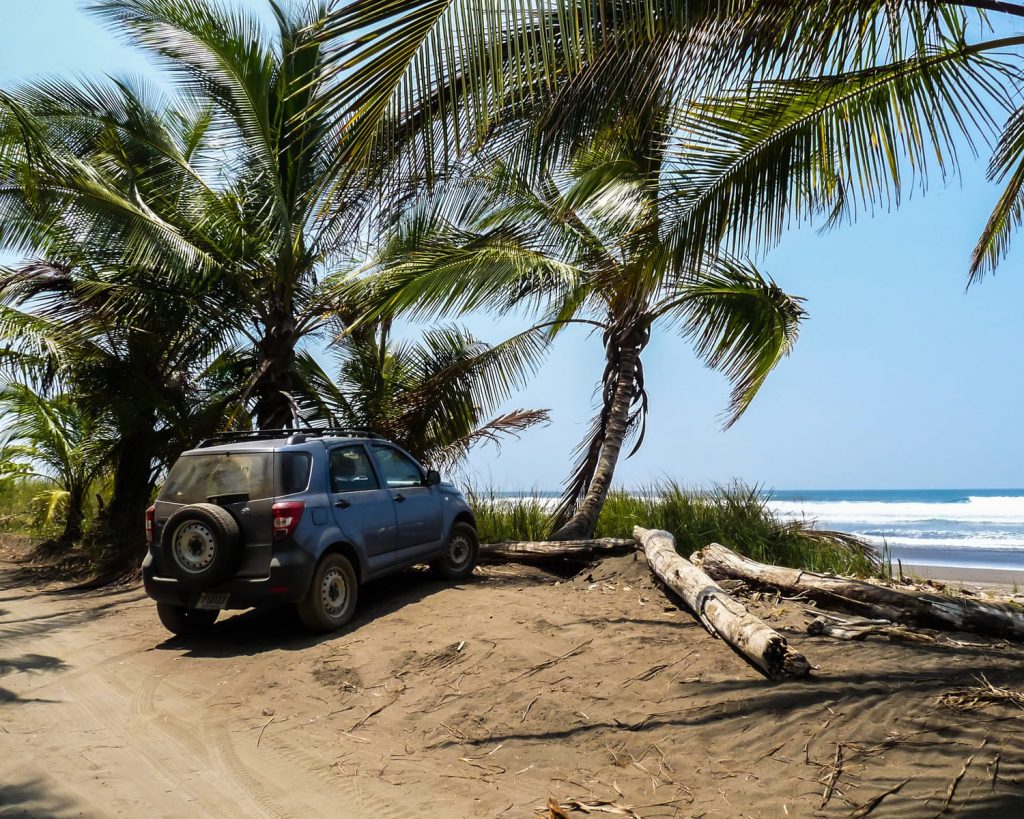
[897,562,1024,587]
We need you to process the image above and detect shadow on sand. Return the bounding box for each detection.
[0,778,81,817]
[152,566,506,659]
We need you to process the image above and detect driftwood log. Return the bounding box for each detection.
[695,543,1024,641]
[634,527,810,680]
[480,538,636,562]
[806,614,937,643]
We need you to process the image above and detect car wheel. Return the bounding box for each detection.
[162,503,242,590]
[431,522,479,580]
[297,553,359,632]
[156,602,218,636]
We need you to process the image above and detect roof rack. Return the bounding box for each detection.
[317,427,385,440]
[195,428,385,449]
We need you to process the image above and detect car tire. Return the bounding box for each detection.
[162,503,242,589]
[156,602,218,636]
[297,553,359,633]
[430,522,479,580]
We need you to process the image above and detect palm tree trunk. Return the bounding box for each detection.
[60,484,86,543]
[551,327,646,540]
[253,307,298,429]
[98,424,157,569]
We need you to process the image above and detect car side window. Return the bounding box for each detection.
[329,446,380,493]
[370,445,423,488]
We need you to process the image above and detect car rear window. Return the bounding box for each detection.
[160,452,273,504]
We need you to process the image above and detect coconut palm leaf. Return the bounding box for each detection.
[310,0,969,187]
[295,322,550,465]
[91,0,283,177]
[428,408,551,467]
[660,37,1015,267]
[972,102,1024,280]
[336,222,588,324]
[655,258,806,427]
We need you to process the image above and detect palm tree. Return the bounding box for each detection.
[0,383,110,544]
[348,98,806,539]
[296,321,550,468]
[313,1,1023,539]
[0,261,242,559]
[1,0,371,430]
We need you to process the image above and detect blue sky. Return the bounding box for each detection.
[3,1,1024,491]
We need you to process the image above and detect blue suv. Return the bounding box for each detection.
[142,429,479,635]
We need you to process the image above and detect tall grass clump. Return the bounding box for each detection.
[468,489,553,543]
[596,482,878,575]
[470,481,879,576]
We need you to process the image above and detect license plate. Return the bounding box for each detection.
[196,592,230,610]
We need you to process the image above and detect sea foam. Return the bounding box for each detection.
[769,495,1024,525]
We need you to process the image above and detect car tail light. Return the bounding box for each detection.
[271,501,305,541]
[145,505,155,545]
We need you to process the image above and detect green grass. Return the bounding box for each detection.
[469,489,554,543]
[471,481,879,576]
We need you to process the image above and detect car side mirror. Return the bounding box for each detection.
[424,469,441,486]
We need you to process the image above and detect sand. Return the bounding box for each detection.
[897,562,1024,587]
[2,549,1023,818]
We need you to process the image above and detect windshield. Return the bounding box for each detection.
[160,452,273,504]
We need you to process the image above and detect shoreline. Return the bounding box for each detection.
[895,561,1024,587]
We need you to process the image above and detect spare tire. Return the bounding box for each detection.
[162,503,242,589]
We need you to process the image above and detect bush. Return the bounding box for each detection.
[470,481,879,576]
[0,479,55,536]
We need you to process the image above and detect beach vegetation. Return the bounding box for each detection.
[0,384,111,544]
[472,482,879,576]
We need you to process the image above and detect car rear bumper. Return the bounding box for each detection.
[142,546,316,609]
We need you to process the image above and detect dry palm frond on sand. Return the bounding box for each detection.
[936,676,1024,711]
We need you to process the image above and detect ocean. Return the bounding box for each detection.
[770,489,1024,571]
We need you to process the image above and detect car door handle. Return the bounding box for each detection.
[334,498,351,509]
[393,493,406,503]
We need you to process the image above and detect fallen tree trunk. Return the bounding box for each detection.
[634,527,810,680]
[480,538,636,561]
[695,543,1024,641]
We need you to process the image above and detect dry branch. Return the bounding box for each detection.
[480,538,636,561]
[940,745,982,815]
[695,543,1024,641]
[634,527,810,680]
[819,743,843,809]
[851,779,910,818]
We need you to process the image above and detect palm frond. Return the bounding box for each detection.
[656,258,805,427]
[91,0,281,177]
[426,408,550,468]
[972,102,1024,281]
[311,0,967,187]
[662,38,1014,267]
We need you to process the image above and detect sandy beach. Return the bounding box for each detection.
[3,547,1023,818]
[898,562,1024,588]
